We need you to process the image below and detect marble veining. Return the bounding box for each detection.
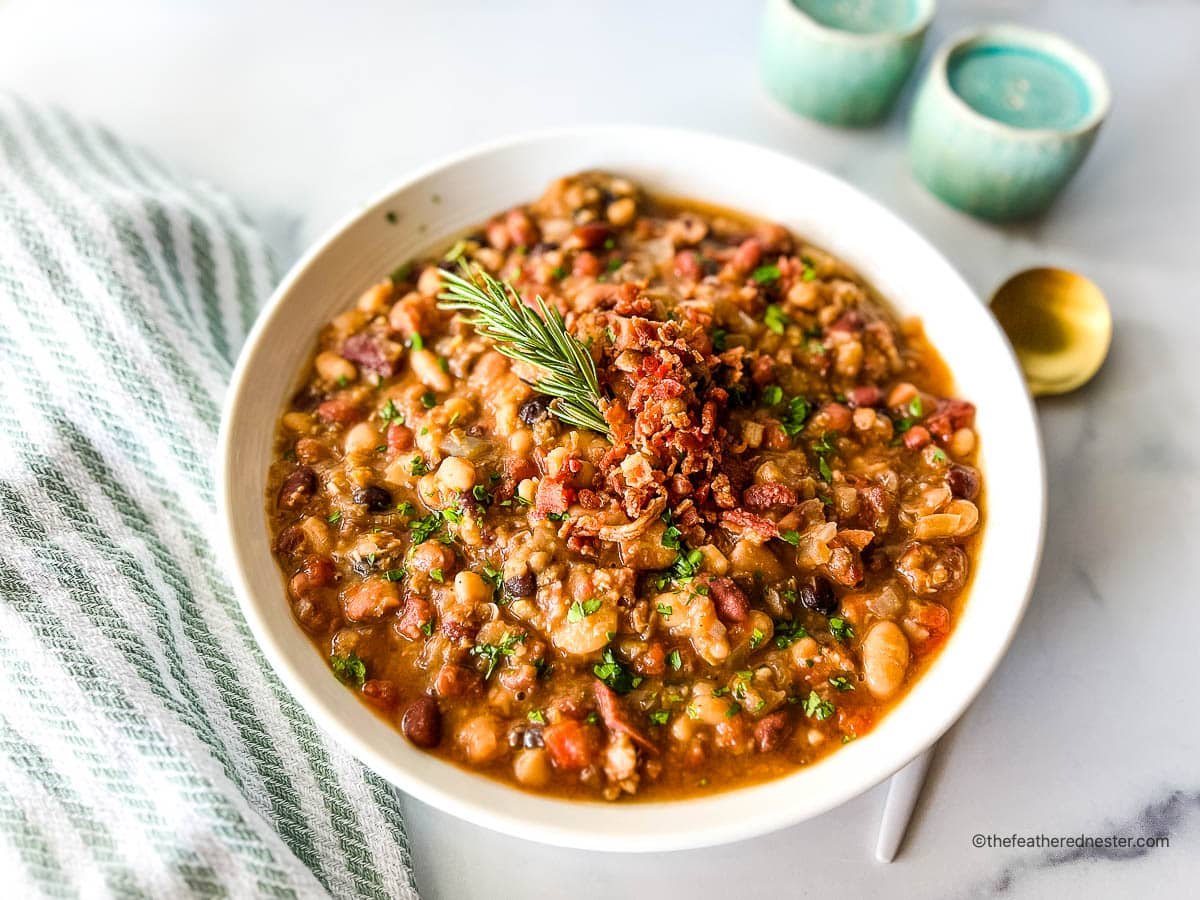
[0,1,1195,897]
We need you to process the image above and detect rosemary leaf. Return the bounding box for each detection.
[437,264,611,437]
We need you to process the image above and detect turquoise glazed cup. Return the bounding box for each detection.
[909,25,1111,221]
[760,0,936,126]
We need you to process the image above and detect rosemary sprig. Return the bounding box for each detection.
[438,264,611,436]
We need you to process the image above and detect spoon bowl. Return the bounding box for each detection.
[990,267,1112,395]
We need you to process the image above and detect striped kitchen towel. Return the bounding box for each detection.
[0,96,420,899]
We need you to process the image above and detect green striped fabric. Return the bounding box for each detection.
[0,96,420,899]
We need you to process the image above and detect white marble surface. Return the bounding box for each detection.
[3,1,1197,897]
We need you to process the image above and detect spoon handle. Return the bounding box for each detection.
[874,746,935,863]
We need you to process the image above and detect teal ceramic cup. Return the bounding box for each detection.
[760,0,936,126]
[909,25,1111,221]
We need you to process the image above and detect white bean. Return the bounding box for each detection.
[862,621,910,699]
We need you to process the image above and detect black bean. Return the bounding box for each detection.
[504,572,537,599]
[355,484,393,512]
[531,241,560,255]
[946,465,981,501]
[350,556,376,578]
[522,726,545,749]
[797,576,838,617]
[518,395,553,426]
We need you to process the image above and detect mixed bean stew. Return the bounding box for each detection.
[267,172,984,800]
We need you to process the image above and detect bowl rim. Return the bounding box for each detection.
[767,0,937,44]
[216,124,1046,852]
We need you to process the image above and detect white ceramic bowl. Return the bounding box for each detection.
[217,127,1045,852]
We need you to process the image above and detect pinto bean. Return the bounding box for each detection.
[341,579,401,622]
[277,467,317,510]
[709,577,749,624]
[568,221,612,250]
[862,621,910,699]
[361,679,398,711]
[401,696,442,748]
[754,710,792,753]
[316,396,360,426]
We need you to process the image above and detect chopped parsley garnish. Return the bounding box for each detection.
[779,530,800,546]
[803,691,835,721]
[604,325,617,344]
[764,303,789,335]
[813,431,839,482]
[335,375,349,388]
[607,257,623,272]
[410,455,430,476]
[409,333,424,351]
[781,395,811,436]
[567,597,603,623]
[397,500,417,517]
[752,264,781,284]
[667,649,682,671]
[443,506,464,525]
[429,568,444,583]
[586,712,601,725]
[649,710,670,726]
[420,391,438,409]
[326,511,342,525]
[470,631,524,679]
[527,709,547,725]
[761,384,783,406]
[829,675,855,692]
[408,510,444,544]
[749,628,766,650]
[829,617,855,641]
[773,619,808,649]
[593,648,641,694]
[671,548,704,581]
[471,484,492,505]
[381,568,406,582]
[656,602,674,617]
[801,259,817,282]
[330,652,366,687]
[711,328,728,352]
[930,447,948,463]
[908,396,924,417]
[546,511,568,522]
[660,515,683,550]
[419,620,433,636]
[551,264,567,279]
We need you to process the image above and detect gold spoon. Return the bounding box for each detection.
[989,267,1113,396]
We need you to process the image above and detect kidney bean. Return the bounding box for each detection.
[754,710,792,753]
[435,663,481,699]
[709,577,750,624]
[729,237,763,276]
[341,332,399,377]
[386,422,414,452]
[946,464,981,501]
[569,221,612,250]
[846,385,883,408]
[572,251,601,278]
[277,467,317,510]
[401,696,442,749]
[903,425,931,450]
[361,679,398,711]
[394,595,432,640]
[273,525,305,558]
[315,397,360,426]
[819,402,853,432]
[505,209,540,247]
[797,576,837,616]
[674,249,701,281]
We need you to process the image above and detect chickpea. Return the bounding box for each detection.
[513,748,551,788]
[695,544,730,576]
[606,196,637,226]
[356,281,393,315]
[862,621,910,699]
[509,429,534,456]
[950,427,977,459]
[853,407,877,431]
[314,351,357,385]
[282,411,314,434]
[687,682,735,725]
[343,422,381,458]
[441,396,473,423]
[517,478,538,504]
[887,382,918,407]
[454,571,492,607]
[409,540,454,575]
[744,610,774,647]
[410,349,452,392]
[789,636,819,669]
[436,456,477,492]
[457,715,503,764]
[417,266,442,298]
